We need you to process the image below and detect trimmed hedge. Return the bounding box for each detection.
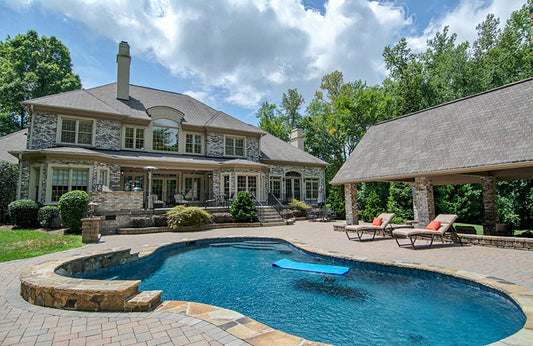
[167,206,211,229]
[8,199,39,228]
[38,206,61,229]
[58,190,89,233]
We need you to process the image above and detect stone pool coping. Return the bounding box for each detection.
[20,236,533,346]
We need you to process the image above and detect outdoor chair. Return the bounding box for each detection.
[174,193,187,205]
[151,194,165,209]
[392,214,460,249]
[345,213,395,241]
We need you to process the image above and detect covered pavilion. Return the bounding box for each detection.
[331,77,533,234]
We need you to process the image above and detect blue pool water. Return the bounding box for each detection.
[81,239,525,345]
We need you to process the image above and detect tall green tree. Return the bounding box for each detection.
[280,88,304,129]
[256,101,289,141]
[0,30,81,132]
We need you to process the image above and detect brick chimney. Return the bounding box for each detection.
[290,127,304,150]
[116,41,131,100]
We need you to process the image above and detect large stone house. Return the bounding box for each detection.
[12,42,326,208]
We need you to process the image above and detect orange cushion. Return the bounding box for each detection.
[372,217,383,226]
[426,221,442,230]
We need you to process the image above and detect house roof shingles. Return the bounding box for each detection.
[0,129,27,164]
[331,77,533,185]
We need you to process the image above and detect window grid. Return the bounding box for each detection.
[125,127,145,149]
[225,137,245,157]
[51,168,89,202]
[60,119,93,145]
[185,134,202,154]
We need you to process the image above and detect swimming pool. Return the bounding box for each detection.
[80,239,526,345]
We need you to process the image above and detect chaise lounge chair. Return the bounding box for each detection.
[345,213,396,241]
[392,214,459,249]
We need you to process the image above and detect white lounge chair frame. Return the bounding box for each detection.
[345,213,396,241]
[392,214,460,249]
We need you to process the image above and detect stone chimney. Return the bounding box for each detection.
[290,127,304,150]
[116,41,131,100]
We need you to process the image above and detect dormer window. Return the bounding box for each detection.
[59,117,94,145]
[152,118,179,152]
[225,136,245,157]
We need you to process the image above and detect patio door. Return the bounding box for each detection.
[285,171,301,201]
[184,176,202,202]
[165,179,177,205]
[152,177,178,206]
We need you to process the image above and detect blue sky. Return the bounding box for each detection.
[0,0,525,125]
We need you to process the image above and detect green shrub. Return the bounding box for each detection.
[58,190,89,232]
[8,199,39,227]
[359,190,384,222]
[0,161,18,224]
[167,206,211,229]
[288,199,310,217]
[230,191,258,222]
[38,206,61,228]
[210,212,233,223]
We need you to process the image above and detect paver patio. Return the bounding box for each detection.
[1,221,532,345]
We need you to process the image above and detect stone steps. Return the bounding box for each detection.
[124,290,163,312]
[257,206,285,226]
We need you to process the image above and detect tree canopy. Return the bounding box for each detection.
[0,30,81,134]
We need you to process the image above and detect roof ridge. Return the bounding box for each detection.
[22,87,90,104]
[85,86,127,115]
[375,77,533,126]
[204,111,223,126]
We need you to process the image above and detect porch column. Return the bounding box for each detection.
[345,183,359,225]
[412,177,435,227]
[482,175,499,235]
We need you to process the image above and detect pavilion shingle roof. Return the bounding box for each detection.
[331,77,533,185]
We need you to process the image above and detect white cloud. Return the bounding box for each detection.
[407,0,525,51]
[4,0,412,109]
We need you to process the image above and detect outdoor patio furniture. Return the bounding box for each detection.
[345,213,395,241]
[392,214,460,249]
[152,194,165,209]
[174,193,186,205]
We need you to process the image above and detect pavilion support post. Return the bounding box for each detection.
[412,177,435,228]
[345,183,359,225]
[482,175,499,235]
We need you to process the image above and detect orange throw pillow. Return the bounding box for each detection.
[372,217,383,226]
[426,221,442,230]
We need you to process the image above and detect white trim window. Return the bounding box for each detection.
[225,136,245,157]
[185,133,203,154]
[124,127,145,150]
[152,118,179,152]
[237,175,257,197]
[98,168,109,186]
[59,117,94,145]
[305,177,319,202]
[51,168,89,202]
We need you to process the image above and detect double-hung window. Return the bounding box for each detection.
[185,133,202,154]
[237,175,257,197]
[125,127,145,150]
[51,168,89,202]
[225,137,245,157]
[60,118,93,145]
[305,178,319,201]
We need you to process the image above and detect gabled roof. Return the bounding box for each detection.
[260,133,328,167]
[332,77,533,185]
[23,83,264,135]
[0,129,27,164]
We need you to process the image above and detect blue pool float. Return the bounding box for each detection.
[272,258,350,275]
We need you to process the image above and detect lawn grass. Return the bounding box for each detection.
[0,229,84,262]
[454,222,484,235]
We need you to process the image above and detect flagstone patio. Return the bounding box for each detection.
[1,221,532,345]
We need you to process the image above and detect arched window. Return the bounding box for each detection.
[152,118,179,151]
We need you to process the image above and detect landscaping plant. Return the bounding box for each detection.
[288,199,310,217]
[0,161,18,224]
[58,190,89,233]
[230,191,258,222]
[8,199,39,228]
[38,206,61,229]
[167,206,211,229]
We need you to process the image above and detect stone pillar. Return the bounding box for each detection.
[345,183,359,225]
[412,177,435,228]
[482,175,499,235]
[82,217,102,243]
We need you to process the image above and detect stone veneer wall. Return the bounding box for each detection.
[245,137,260,162]
[266,164,325,202]
[95,119,121,150]
[29,112,58,149]
[412,177,435,228]
[90,191,143,213]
